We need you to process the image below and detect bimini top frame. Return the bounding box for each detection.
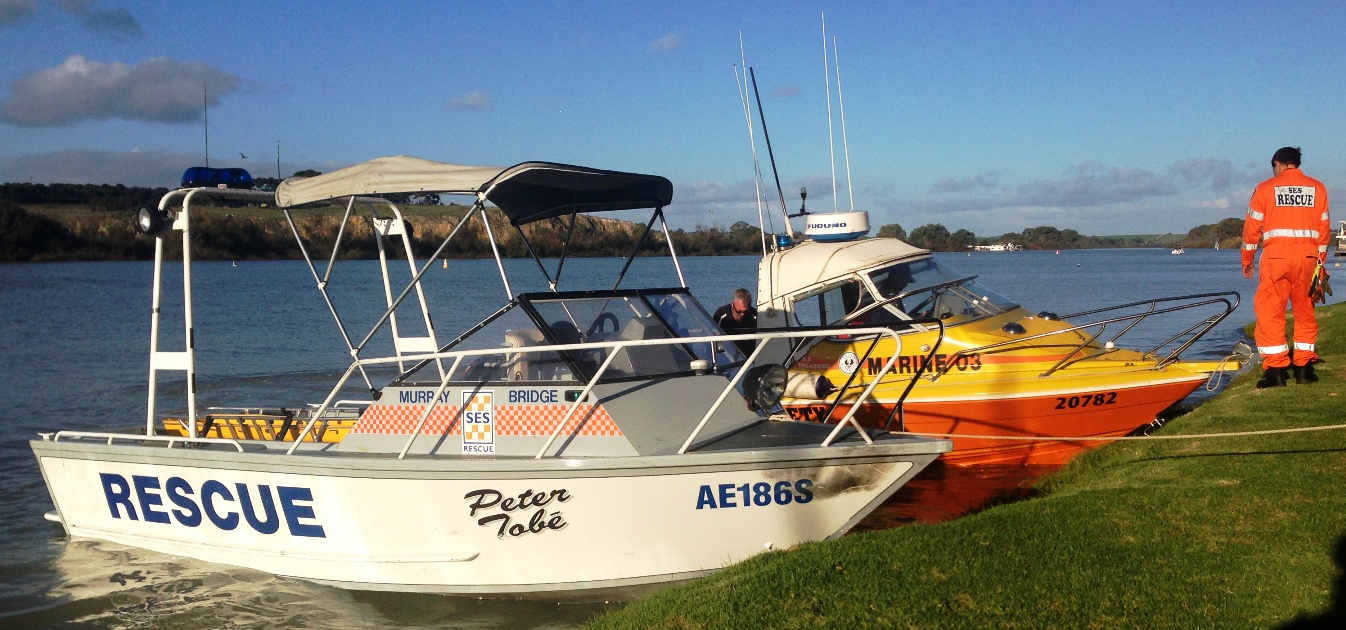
[144,156,680,437]
[276,156,683,295]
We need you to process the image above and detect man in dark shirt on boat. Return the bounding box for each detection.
[713,288,758,355]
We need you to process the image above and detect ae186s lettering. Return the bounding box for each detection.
[696,479,813,509]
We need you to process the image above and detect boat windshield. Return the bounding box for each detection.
[526,292,710,381]
[402,289,728,385]
[866,257,1017,322]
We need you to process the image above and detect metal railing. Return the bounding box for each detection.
[285,324,934,458]
[931,291,1240,380]
[47,431,246,452]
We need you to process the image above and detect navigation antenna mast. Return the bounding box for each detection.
[735,50,770,255]
[822,14,857,214]
[833,36,856,213]
[203,81,209,167]
[749,68,794,235]
[822,12,838,213]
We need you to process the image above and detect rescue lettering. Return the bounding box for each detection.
[463,488,571,538]
[1275,186,1317,207]
[695,479,813,509]
[99,473,325,537]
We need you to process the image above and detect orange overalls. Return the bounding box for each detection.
[1243,167,1331,368]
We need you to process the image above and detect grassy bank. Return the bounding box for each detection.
[589,305,1346,629]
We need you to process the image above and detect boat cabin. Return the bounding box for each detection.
[759,238,1020,331]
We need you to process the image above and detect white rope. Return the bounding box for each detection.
[902,423,1346,442]
[1203,353,1244,391]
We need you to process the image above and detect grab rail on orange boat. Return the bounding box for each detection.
[929,291,1240,380]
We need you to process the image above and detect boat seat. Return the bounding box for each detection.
[932,291,964,320]
[610,316,688,376]
[504,329,545,381]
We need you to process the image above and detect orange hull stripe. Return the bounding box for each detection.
[786,380,1201,466]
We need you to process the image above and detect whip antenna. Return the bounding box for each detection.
[822,12,838,213]
[749,67,793,233]
[203,81,209,167]
[834,36,856,213]
[736,35,770,255]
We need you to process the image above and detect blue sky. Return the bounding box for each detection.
[2,0,1344,237]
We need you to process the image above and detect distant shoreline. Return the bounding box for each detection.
[1,199,1241,263]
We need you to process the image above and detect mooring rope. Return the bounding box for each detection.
[1203,352,1247,391]
[900,422,1346,441]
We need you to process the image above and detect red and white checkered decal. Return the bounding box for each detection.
[354,403,621,436]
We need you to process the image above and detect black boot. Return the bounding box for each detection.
[1293,364,1319,384]
[1256,367,1288,388]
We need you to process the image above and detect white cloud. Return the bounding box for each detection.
[648,32,682,54]
[445,91,489,111]
[0,55,242,126]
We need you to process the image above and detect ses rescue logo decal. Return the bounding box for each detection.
[1275,185,1317,207]
[462,390,495,454]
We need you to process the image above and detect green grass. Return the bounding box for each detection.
[588,305,1346,629]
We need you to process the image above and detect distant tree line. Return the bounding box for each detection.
[1,181,1249,260]
[873,219,1245,251]
[1,182,170,213]
[1176,217,1245,249]
[0,199,761,262]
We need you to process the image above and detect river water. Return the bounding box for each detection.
[0,248,1315,627]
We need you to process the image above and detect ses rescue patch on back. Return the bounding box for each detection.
[1275,185,1317,207]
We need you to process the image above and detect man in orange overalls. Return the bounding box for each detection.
[1242,146,1331,387]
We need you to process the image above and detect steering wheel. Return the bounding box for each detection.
[586,312,620,338]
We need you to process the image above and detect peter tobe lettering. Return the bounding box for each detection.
[99,473,325,537]
[464,487,571,538]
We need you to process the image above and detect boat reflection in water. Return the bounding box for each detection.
[853,462,1060,531]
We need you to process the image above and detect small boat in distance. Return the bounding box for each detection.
[31,157,948,596]
[1171,247,1185,255]
[971,242,1022,252]
[1335,220,1346,257]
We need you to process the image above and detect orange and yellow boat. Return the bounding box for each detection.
[758,234,1245,466]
